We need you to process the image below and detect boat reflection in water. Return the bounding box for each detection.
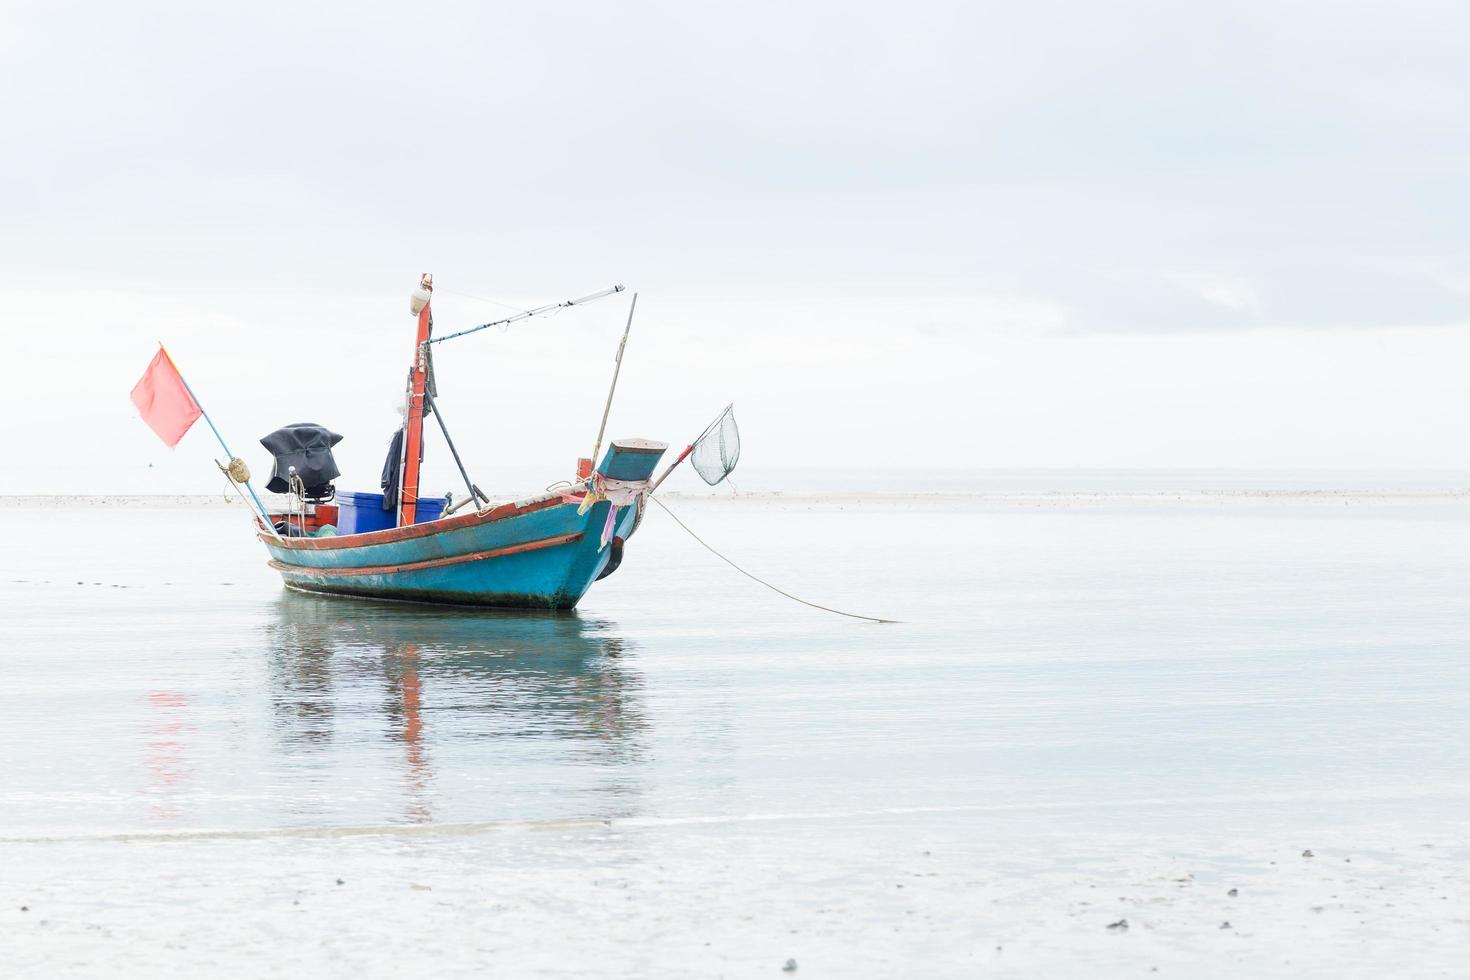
[263,590,647,824]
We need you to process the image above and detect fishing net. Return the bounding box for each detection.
[690,404,741,486]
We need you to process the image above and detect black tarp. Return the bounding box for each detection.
[380,427,404,510]
[379,423,429,510]
[260,423,343,497]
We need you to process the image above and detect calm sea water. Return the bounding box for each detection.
[3,491,1470,976]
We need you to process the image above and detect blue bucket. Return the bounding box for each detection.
[335,491,446,534]
[414,496,447,522]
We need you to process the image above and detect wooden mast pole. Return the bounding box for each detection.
[399,273,433,526]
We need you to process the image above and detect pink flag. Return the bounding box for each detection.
[130,348,202,447]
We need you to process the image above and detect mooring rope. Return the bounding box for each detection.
[649,496,898,624]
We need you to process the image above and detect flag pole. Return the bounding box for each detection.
[159,344,279,537]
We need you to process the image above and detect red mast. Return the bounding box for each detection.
[399,273,433,526]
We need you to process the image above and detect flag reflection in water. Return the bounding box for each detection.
[263,591,647,824]
[141,691,193,822]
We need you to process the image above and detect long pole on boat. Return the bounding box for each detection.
[590,292,637,470]
[158,344,281,538]
[425,392,487,509]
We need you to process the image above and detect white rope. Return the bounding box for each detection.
[650,496,898,624]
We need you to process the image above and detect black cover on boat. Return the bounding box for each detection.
[379,425,427,510]
[260,423,343,497]
[380,427,404,510]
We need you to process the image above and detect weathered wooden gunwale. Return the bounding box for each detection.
[266,531,582,577]
[258,492,566,551]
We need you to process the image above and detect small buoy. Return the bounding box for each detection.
[1220,921,1232,929]
[1302,849,1314,858]
[782,958,798,972]
[1228,888,1238,897]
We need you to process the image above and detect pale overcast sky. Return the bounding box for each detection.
[3,2,1468,491]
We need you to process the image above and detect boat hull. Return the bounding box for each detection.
[261,494,641,610]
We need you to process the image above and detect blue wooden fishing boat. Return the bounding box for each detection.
[261,440,666,609]
[254,275,678,610]
[132,275,746,612]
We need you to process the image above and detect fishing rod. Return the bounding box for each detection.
[426,284,625,346]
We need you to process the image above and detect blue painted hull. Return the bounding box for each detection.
[262,495,642,610]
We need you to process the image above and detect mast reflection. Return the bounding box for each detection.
[264,591,646,823]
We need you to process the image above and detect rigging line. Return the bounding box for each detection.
[427,283,625,346]
[435,287,533,314]
[649,496,899,625]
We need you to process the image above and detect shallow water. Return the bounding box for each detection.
[3,493,1470,976]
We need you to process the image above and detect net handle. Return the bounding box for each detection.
[648,443,694,494]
